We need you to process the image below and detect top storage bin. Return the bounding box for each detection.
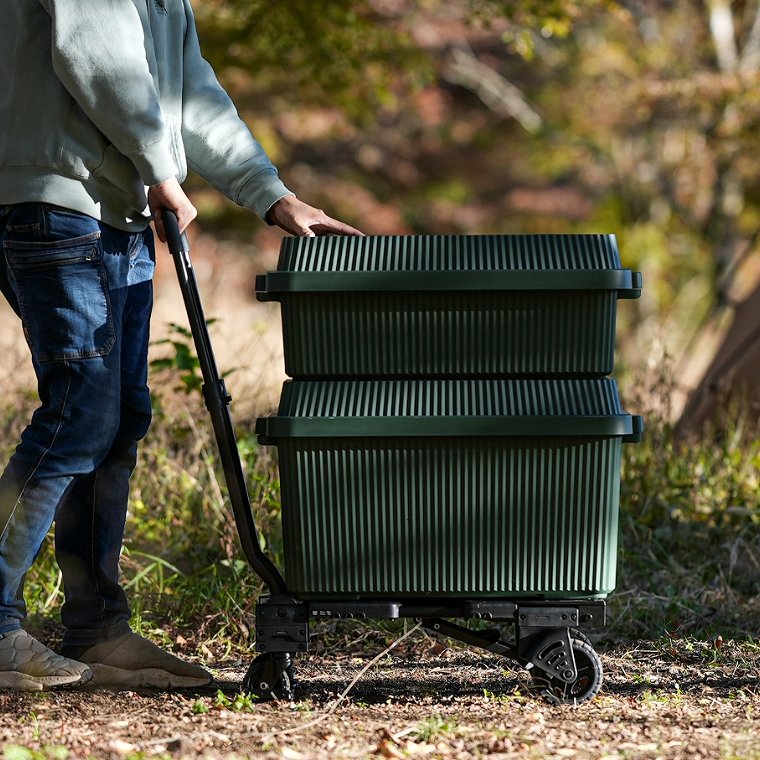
[256,234,641,379]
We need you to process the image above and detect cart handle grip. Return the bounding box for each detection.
[162,209,190,255]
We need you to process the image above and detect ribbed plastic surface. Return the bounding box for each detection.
[279,437,620,598]
[279,291,618,378]
[278,378,624,417]
[259,234,638,378]
[267,379,627,598]
[277,234,622,271]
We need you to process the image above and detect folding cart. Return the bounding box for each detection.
[163,212,642,705]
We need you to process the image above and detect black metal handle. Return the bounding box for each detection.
[162,211,287,595]
[161,209,190,254]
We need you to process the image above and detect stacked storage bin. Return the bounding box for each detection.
[256,234,642,602]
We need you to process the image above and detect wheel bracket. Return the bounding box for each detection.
[519,627,578,683]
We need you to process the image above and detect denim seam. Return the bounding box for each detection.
[3,232,101,250]
[0,363,73,543]
[89,468,105,623]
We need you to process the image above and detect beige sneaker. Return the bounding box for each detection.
[0,630,92,691]
[78,632,212,689]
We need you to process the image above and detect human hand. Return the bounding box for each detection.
[148,177,198,243]
[267,195,364,237]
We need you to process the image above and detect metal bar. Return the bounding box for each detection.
[162,210,287,596]
[422,618,515,657]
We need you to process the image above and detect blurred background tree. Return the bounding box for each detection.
[184,0,760,429]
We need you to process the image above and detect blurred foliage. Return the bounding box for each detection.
[468,0,586,57]
[193,0,431,121]
[150,322,207,397]
[187,0,760,385]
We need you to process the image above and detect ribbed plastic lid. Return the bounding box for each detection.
[277,234,622,272]
[256,379,644,441]
[278,378,625,417]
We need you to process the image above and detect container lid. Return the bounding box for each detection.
[256,234,641,298]
[256,379,644,442]
[278,234,622,272]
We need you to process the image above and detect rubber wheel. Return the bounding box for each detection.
[243,654,295,701]
[569,628,593,648]
[529,638,603,705]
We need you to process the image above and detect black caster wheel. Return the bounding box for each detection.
[243,653,295,701]
[529,638,603,705]
[569,628,593,648]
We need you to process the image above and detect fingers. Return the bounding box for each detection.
[310,216,364,237]
[268,196,364,237]
[153,216,166,244]
[175,204,197,234]
[302,210,364,237]
[147,177,197,243]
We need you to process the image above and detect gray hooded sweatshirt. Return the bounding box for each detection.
[0,0,292,230]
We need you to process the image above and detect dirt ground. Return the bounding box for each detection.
[2,634,759,760]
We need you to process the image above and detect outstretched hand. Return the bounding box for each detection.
[267,195,364,237]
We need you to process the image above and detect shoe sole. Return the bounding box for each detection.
[0,668,93,691]
[87,663,212,689]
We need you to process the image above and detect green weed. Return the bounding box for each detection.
[191,699,210,715]
[1,747,69,760]
[409,715,461,743]
[149,321,214,397]
[214,689,260,711]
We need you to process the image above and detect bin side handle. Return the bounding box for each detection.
[622,415,644,443]
[618,271,643,299]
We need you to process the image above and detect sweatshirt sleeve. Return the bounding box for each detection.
[38,0,177,186]
[179,0,293,220]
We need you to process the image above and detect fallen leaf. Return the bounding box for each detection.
[281,748,305,759]
[109,740,138,756]
[405,740,439,755]
[377,739,406,759]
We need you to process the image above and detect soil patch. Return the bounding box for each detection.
[2,637,759,759]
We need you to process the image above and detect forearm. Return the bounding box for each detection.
[179,0,291,218]
[183,95,292,220]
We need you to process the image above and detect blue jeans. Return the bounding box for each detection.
[0,203,154,651]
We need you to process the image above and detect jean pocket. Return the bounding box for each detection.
[4,236,115,363]
[4,204,101,244]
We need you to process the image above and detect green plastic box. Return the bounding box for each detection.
[256,234,641,379]
[256,378,642,599]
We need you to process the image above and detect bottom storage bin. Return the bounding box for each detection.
[256,379,642,599]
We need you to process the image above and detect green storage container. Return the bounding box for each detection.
[256,234,641,379]
[256,378,642,600]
